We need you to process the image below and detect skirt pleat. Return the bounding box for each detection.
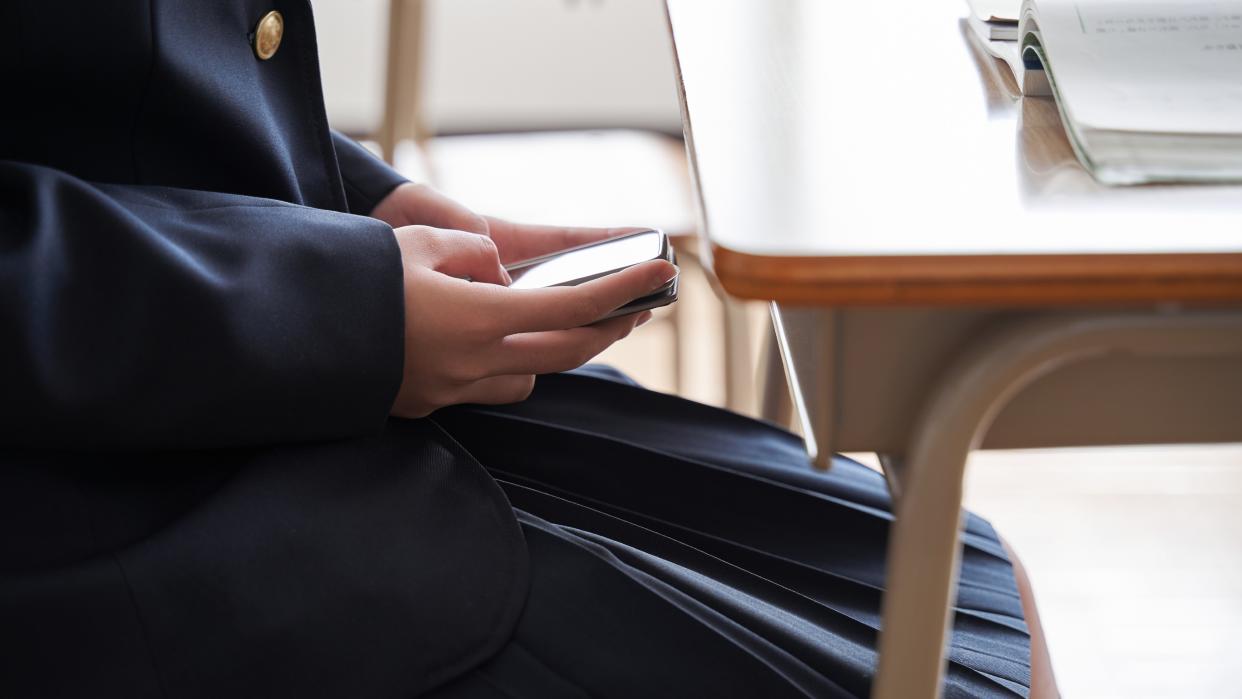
[428,367,1031,698]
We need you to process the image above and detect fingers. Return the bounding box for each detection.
[398,226,511,285]
[441,311,653,404]
[474,259,676,334]
[485,217,645,263]
[434,232,509,286]
[488,312,649,375]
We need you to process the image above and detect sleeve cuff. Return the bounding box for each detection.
[331,130,410,215]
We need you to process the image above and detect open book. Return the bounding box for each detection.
[1020,1,1242,185]
[969,0,1242,185]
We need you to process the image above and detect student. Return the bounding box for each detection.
[0,3,1052,697]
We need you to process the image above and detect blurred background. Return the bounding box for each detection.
[310,2,1242,697]
[315,0,681,137]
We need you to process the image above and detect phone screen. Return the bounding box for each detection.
[508,231,663,290]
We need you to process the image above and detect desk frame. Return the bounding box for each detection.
[766,306,1242,698]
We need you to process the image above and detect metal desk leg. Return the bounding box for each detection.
[873,311,1242,699]
[770,304,838,469]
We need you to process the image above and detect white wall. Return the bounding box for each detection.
[313,0,683,136]
[312,0,390,134]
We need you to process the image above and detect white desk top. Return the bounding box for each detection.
[666,0,1242,304]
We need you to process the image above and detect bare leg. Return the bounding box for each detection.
[1000,538,1060,699]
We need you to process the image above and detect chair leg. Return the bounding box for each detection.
[380,0,429,165]
[759,321,793,428]
[665,235,701,397]
[667,292,685,395]
[721,296,755,415]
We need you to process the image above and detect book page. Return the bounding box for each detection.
[968,0,1022,23]
[1030,0,1242,133]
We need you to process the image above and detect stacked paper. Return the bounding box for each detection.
[964,0,1024,85]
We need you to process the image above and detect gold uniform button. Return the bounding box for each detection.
[253,10,284,60]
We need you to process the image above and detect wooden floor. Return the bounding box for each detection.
[600,260,1242,699]
[961,445,1242,699]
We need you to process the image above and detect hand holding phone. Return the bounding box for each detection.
[504,229,678,321]
[390,225,676,417]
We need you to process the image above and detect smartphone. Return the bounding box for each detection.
[504,229,678,321]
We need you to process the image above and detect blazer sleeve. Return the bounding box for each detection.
[0,160,406,449]
[331,130,409,215]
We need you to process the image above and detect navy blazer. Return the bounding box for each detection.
[0,2,526,696]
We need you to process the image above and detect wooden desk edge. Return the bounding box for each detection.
[710,244,1242,306]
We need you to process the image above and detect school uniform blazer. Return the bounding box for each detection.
[0,2,527,696]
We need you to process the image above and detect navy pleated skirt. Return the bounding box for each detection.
[429,366,1031,698]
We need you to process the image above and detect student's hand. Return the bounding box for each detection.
[370,182,490,236]
[483,217,644,264]
[369,182,641,264]
[389,225,676,418]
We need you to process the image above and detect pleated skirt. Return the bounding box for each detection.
[428,366,1031,698]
